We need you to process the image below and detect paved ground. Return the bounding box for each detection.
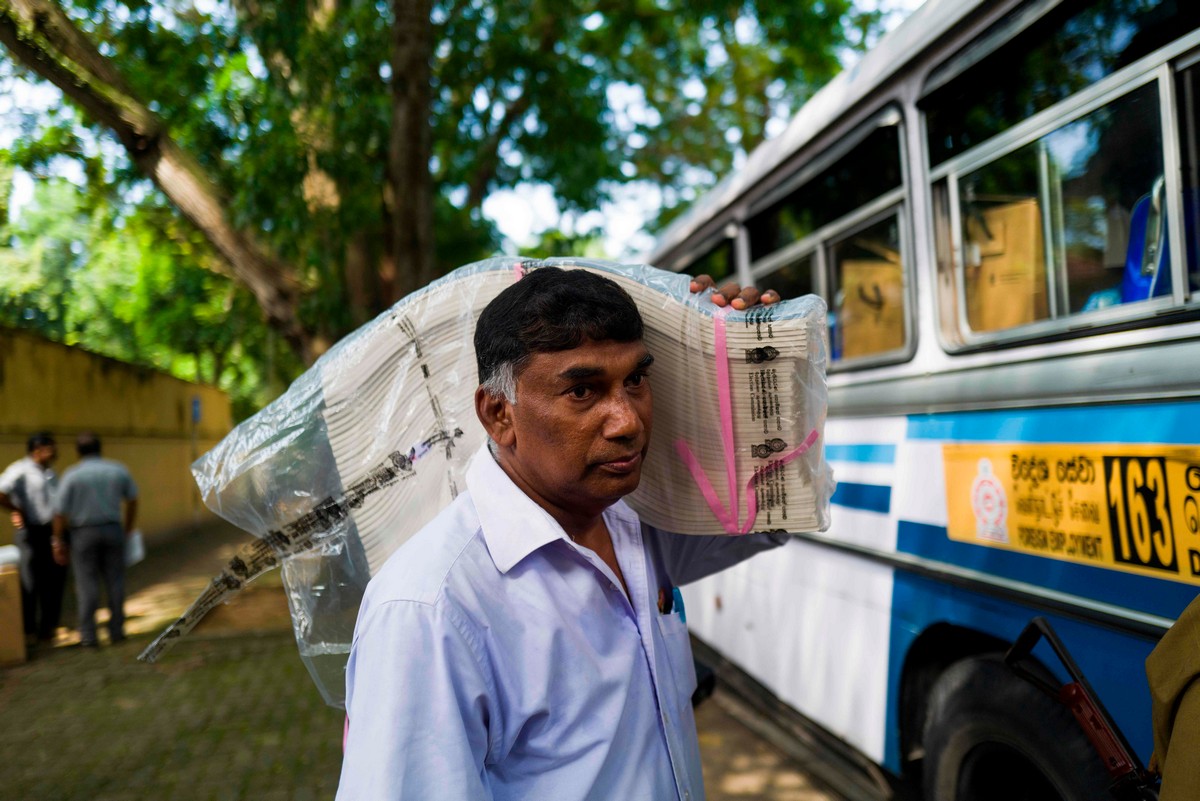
[0,522,841,800]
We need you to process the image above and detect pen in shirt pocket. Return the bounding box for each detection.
[657,586,687,623]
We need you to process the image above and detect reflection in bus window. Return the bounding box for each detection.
[746,125,902,262]
[952,83,1164,333]
[924,0,1200,166]
[829,215,904,360]
[760,253,814,301]
[1175,61,1200,294]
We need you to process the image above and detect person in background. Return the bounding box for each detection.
[1146,593,1200,800]
[52,432,138,647]
[0,432,65,647]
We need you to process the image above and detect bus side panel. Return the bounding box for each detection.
[683,416,909,763]
[885,570,1160,770]
[683,539,896,763]
[885,400,1200,772]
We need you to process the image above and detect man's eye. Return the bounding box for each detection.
[568,386,592,400]
[627,372,649,388]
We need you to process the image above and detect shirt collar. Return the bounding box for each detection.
[465,444,570,574]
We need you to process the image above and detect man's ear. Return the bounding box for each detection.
[475,386,516,447]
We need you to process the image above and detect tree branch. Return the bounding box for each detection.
[388,0,435,297]
[0,0,315,362]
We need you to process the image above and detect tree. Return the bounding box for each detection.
[0,174,303,417]
[0,0,882,366]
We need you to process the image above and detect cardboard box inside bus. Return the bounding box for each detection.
[0,565,25,665]
[838,255,905,358]
[964,197,1049,332]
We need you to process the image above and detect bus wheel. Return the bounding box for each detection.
[921,655,1110,801]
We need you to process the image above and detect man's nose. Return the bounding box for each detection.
[603,391,645,440]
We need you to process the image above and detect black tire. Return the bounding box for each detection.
[922,655,1112,801]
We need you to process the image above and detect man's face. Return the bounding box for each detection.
[32,444,56,467]
[502,338,653,521]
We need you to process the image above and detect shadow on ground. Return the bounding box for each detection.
[0,523,342,801]
[1,521,839,801]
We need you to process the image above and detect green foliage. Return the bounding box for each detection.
[517,228,607,260]
[2,0,883,414]
[0,177,300,419]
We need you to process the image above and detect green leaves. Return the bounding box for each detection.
[1,0,884,413]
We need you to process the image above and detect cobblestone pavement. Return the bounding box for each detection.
[0,522,839,800]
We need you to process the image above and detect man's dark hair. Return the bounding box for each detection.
[76,431,102,457]
[475,267,644,396]
[26,432,55,453]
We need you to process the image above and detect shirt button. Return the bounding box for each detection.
[684,792,691,801]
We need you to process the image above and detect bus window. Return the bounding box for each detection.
[1175,60,1200,294]
[951,82,1165,334]
[828,215,904,360]
[759,253,815,301]
[925,0,1200,167]
[746,124,902,263]
[747,110,908,366]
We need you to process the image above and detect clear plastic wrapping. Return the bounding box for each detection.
[139,257,832,707]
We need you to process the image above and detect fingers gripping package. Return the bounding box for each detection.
[139,257,833,705]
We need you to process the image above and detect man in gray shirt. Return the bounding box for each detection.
[52,432,138,647]
[0,432,65,645]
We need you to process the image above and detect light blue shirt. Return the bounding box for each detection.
[54,456,138,527]
[337,446,784,800]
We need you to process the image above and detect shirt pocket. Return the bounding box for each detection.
[655,612,698,711]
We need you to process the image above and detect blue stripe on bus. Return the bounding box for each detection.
[895,520,1198,621]
[883,570,1159,773]
[905,400,1200,444]
[830,481,891,513]
[824,443,897,464]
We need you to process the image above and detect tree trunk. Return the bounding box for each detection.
[0,0,316,363]
[389,0,435,301]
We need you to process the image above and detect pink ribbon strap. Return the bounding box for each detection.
[674,310,819,534]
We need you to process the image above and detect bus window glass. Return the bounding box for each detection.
[759,253,815,301]
[747,124,902,262]
[828,215,904,360]
[954,83,1164,333]
[1175,60,1200,295]
[686,238,735,282]
[924,0,1199,167]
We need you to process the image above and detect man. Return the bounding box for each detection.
[52,432,138,647]
[338,269,780,799]
[0,432,66,646]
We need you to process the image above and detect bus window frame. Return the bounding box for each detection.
[672,224,739,282]
[922,0,1065,102]
[747,105,916,372]
[925,30,1200,352]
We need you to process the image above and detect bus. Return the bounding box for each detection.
[648,1,1200,798]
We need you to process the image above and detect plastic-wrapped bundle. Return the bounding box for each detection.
[139,257,832,706]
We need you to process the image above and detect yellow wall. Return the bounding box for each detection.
[0,329,232,545]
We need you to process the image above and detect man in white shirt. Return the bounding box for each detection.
[0,432,65,646]
[338,268,780,800]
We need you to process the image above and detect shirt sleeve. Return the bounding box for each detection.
[337,598,494,800]
[122,467,139,501]
[0,462,20,496]
[645,524,788,586]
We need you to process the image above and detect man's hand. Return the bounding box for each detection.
[10,510,23,530]
[52,513,69,566]
[689,275,781,310]
[52,538,69,567]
